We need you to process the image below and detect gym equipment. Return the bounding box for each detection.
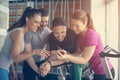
[100,46,120,80]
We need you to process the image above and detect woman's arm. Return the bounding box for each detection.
[11,30,50,62]
[39,57,66,76]
[24,43,39,74]
[57,46,96,64]
[45,43,66,66]
[48,59,66,66]
[11,30,37,62]
[26,57,39,73]
[48,50,67,66]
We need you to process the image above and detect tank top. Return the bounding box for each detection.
[0,28,24,71]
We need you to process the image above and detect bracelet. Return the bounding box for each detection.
[47,61,52,66]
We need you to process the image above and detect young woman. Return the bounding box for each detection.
[39,17,83,80]
[56,10,115,80]
[0,7,49,80]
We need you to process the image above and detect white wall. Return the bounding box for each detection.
[118,0,120,79]
[91,0,118,80]
[0,1,9,50]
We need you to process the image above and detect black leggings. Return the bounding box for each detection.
[93,68,115,80]
[23,61,58,80]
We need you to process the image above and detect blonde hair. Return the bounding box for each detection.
[71,10,95,30]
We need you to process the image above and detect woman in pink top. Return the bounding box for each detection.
[56,10,115,80]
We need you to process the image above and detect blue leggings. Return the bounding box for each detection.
[0,68,9,80]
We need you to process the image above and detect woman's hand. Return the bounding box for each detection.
[48,50,59,60]
[39,61,51,77]
[56,49,69,60]
[34,49,50,58]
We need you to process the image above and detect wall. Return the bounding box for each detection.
[0,0,9,50]
[81,0,91,14]
[91,0,118,80]
[118,0,120,79]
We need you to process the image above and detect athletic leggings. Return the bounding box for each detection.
[0,68,9,80]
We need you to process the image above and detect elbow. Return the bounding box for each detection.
[81,61,88,64]
[13,56,21,62]
[78,58,88,64]
[80,56,89,64]
[13,57,19,62]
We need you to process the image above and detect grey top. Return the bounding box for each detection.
[0,28,25,71]
[24,27,51,62]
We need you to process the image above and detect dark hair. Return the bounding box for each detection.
[51,17,67,28]
[8,7,41,31]
[38,8,49,17]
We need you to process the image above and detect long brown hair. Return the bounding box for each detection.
[8,7,41,31]
[71,10,95,30]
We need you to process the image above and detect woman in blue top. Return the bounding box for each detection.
[0,7,49,80]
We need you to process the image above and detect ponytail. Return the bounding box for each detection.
[8,7,40,31]
[86,13,95,30]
